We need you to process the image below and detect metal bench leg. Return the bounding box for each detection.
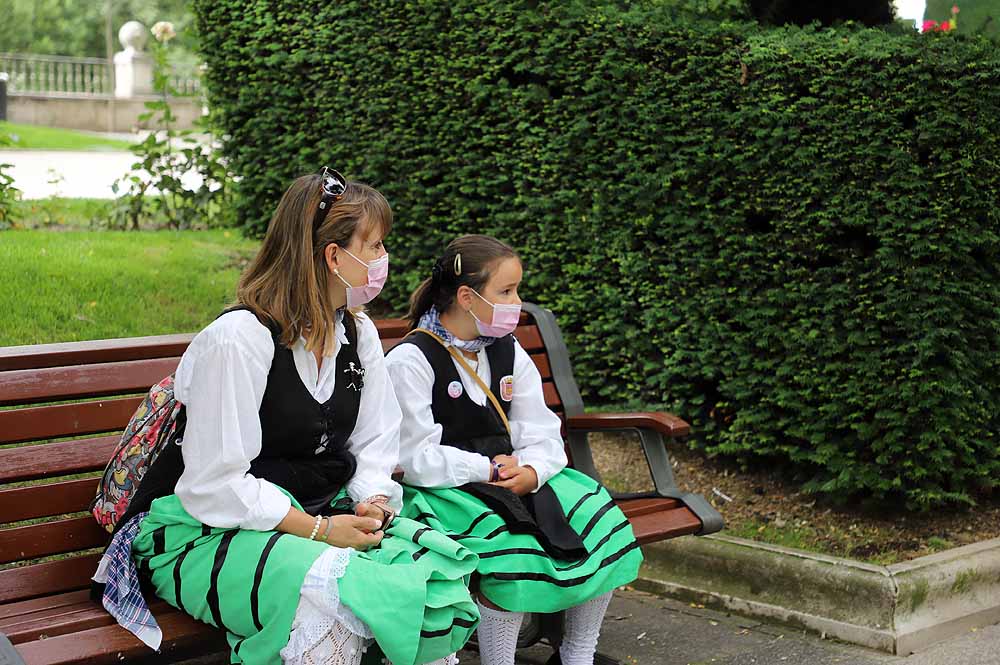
[0,633,26,665]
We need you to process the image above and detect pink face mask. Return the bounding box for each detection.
[337,249,389,308]
[470,289,521,337]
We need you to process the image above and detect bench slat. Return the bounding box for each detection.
[0,334,194,372]
[2,597,125,645]
[0,590,91,622]
[0,435,118,484]
[13,607,226,665]
[0,397,141,445]
[0,554,101,604]
[0,478,100,524]
[543,382,561,409]
[0,358,180,406]
[628,506,703,545]
[0,517,109,565]
[619,498,682,518]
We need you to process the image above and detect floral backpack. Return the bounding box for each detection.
[91,374,185,533]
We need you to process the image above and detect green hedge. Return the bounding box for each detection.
[193,2,1000,508]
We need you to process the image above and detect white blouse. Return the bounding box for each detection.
[385,336,567,492]
[172,309,403,531]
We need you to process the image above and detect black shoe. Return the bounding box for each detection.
[546,651,562,665]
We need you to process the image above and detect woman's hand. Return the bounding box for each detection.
[324,515,384,550]
[490,464,539,496]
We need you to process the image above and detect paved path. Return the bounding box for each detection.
[0,149,204,199]
[454,587,995,665]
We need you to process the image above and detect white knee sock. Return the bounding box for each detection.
[476,601,524,665]
[559,592,614,665]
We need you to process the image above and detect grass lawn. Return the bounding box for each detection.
[13,197,114,228]
[0,229,259,346]
[0,121,134,151]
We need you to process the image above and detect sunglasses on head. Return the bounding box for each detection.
[312,167,347,233]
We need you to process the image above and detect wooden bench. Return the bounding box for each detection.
[0,303,723,665]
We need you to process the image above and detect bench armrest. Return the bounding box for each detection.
[563,411,723,536]
[566,412,690,438]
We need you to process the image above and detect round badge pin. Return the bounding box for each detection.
[447,380,464,399]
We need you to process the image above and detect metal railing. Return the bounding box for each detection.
[0,52,201,97]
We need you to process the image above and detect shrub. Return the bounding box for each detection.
[193,2,1000,508]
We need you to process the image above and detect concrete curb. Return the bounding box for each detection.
[637,534,1000,655]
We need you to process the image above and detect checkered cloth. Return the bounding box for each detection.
[92,512,162,650]
[418,305,496,353]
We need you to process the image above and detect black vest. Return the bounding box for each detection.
[119,308,363,532]
[395,331,586,560]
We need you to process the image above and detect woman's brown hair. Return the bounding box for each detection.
[237,173,392,353]
[407,234,519,330]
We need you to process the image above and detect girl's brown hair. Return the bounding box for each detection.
[407,234,519,330]
[237,173,392,353]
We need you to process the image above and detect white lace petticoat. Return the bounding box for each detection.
[280,547,374,665]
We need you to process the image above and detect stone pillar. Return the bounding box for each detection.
[113,21,153,98]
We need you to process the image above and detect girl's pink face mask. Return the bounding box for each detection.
[471,289,520,337]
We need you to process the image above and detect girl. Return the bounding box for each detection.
[97,171,478,665]
[386,235,642,665]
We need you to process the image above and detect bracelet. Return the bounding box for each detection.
[375,504,395,532]
[320,516,336,542]
[489,462,505,483]
[308,514,322,541]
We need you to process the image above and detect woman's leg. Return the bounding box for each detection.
[557,591,614,665]
[475,595,523,665]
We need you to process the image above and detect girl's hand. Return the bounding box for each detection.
[492,454,519,468]
[354,502,388,521]
[491,465,539,496]
[325,515,384,550]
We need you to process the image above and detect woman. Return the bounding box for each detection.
[97,170,478,665]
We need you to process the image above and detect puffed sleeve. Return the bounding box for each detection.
[343,314,404,511]
[386,343,494,488]
[173,311,292,530]
[508,338,568,491]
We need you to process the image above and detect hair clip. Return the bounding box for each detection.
[453,253,462,276]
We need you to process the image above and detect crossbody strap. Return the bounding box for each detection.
[408,328,511,434]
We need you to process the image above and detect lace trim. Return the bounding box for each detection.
[281,548,374,663]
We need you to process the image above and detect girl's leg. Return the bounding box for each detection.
[475,596,524,665]
[557,591,614,665]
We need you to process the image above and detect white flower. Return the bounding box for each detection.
[151,21,176,43]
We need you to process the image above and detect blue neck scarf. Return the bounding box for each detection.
[416,306,496,354]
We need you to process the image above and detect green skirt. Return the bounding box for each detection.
[133,492,479,665]
[401,468,642,613]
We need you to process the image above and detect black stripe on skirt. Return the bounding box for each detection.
[420,616,477,638]
[207,530,239,630]
[458,511,492,536]
[566,487,602,522]
[486,541,641,587]
[411,527,430,545]
[152,526,167,555]
[580,500,617,539]
[251,532,285,632]
[477,519,632,571]
[172,525,215,612]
